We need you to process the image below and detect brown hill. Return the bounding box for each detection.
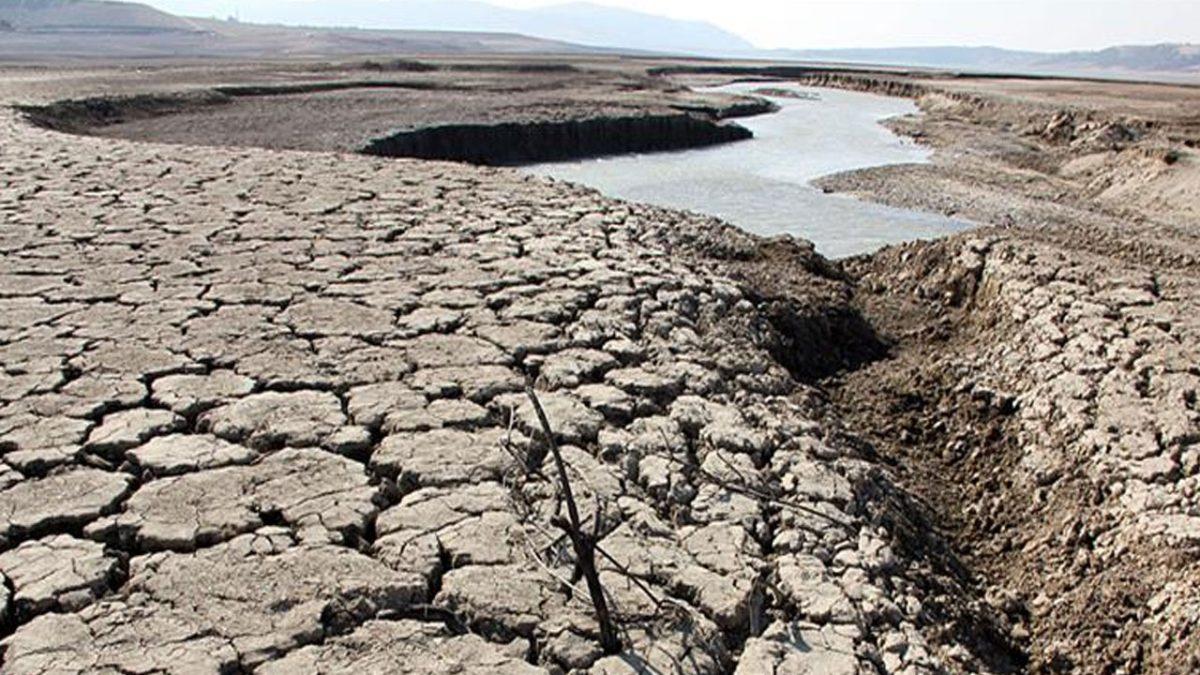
[0,0,614,60]
[0,0,199,32]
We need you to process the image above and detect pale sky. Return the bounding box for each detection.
[493,0,1199,51]
[150,0,1200,51]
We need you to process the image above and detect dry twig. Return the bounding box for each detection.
[526,387,622,655]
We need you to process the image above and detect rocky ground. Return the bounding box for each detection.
[1,58,1198,673]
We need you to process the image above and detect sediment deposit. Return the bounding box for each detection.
[14,61,771,163]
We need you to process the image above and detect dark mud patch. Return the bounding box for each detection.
[17,91,232,134]
[361,113,751,166]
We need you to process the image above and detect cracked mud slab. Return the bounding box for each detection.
[0,469,132,545]
[0,534,119,618]
[2,531,425,672]
[258,620,541,674]
[125,433,259,475]
[0,84,1029,673]
[95,447,381,551]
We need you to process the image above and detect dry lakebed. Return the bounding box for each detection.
[0,57,1197,673]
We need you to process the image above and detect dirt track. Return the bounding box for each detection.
[0,58,1198,673]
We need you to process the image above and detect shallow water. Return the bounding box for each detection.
[524,83,973,258]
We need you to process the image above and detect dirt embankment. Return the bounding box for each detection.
[831,233,1200,674]
[797,73,1200,673]
[16,63,773,165]
[24,91,757,166]
[360,112,751,165]
[655,64,1200,672]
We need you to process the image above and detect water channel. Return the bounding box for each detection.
[525,82,972,258]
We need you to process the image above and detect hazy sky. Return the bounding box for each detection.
[495,1,1199,51]
[150,0,1200,51]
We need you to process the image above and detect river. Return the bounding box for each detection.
[524,82,972,258]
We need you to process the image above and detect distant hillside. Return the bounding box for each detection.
[3,0,1198,81]
[0,0,617,60]
[0,0,198,32]
[208,0,754,57]
[1041,44,1200,73]
[775,43,1200,77]
[774,46,1041,70]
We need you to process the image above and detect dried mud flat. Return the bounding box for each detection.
[0,59,1197,674]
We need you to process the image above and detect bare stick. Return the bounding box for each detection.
[526,387,621,655]
[593,543,664,609]
[380,603,469,634]
[657,440,850,533]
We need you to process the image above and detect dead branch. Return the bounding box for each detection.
[593,543,663,609]
[379,603,470,635]
[526,386,622,655]
[656,428,851,533]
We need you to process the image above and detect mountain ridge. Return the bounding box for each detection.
[0,0,201,32]
[185,0,753,56]
[0,0,622,60]
[1,0,1198,80]
[776,43,1200,75]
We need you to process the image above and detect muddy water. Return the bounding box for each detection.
[525,83,972,258]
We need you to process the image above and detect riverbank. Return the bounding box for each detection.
[0,57,1197,672]
[12,60,772,164]
[801,72,1200,267]
[763,69,1200,672]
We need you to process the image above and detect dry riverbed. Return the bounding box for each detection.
[0,57,1198,673]
[797,70,1200,673]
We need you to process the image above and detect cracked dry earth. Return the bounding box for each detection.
[0,106,1013,673]
[839,235,1200,673]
